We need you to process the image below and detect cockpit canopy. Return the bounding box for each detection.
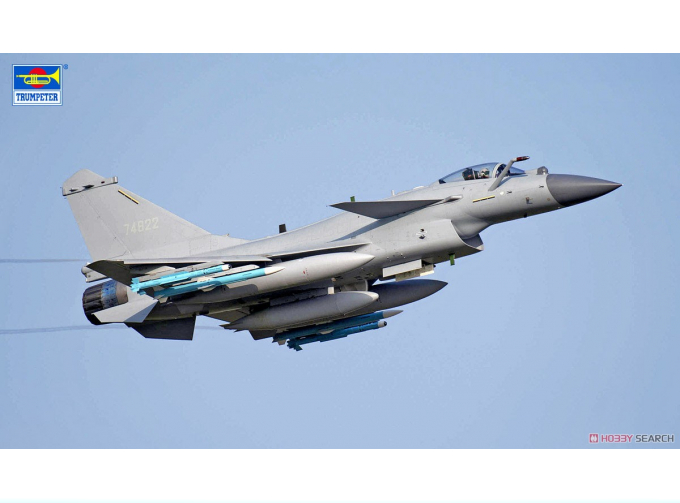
[438,162,525,184]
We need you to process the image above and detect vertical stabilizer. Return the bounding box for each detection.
[63,169,237,261]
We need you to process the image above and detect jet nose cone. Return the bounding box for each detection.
[546,174,621,207]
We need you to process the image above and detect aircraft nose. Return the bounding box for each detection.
[546,174,622,207]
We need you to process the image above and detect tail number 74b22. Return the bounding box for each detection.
[124,217,159,235]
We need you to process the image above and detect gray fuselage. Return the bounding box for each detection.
[202,170,557,281]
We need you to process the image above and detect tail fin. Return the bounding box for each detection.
[63,169,234,261]
[127,317,196,340]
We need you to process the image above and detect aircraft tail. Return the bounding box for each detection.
[126,317,196,340]
[62,169,243,261]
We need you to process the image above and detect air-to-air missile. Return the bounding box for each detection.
[125,252,373,300]
[286,320,389,351]
[64,156,622,346]
[131,262,239,293]
[273,309,402,342]
[152,265,284,299]
[272,310,401,350]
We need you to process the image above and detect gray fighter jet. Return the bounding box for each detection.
[64,157,620,350]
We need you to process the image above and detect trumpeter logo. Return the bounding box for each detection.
[13,64,63,106]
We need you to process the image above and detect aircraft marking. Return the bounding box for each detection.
[118,190,139,204]
[472,195,496,203]
[124,218,159,235]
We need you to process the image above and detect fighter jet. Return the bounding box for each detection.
[65,157,620,350]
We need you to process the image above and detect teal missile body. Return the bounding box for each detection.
[287,320,387,351]
[274,309,401,342]
[131,264,233,293]
[153,266,284,299]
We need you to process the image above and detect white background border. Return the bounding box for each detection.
[0,449,678,501]
[2,1,678,501]
[3,0,679,53]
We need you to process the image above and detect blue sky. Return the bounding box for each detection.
[0,54,677,448]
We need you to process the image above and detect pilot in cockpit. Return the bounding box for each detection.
[438,162,522,185]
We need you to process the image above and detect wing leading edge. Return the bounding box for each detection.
[331,197,461,219]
